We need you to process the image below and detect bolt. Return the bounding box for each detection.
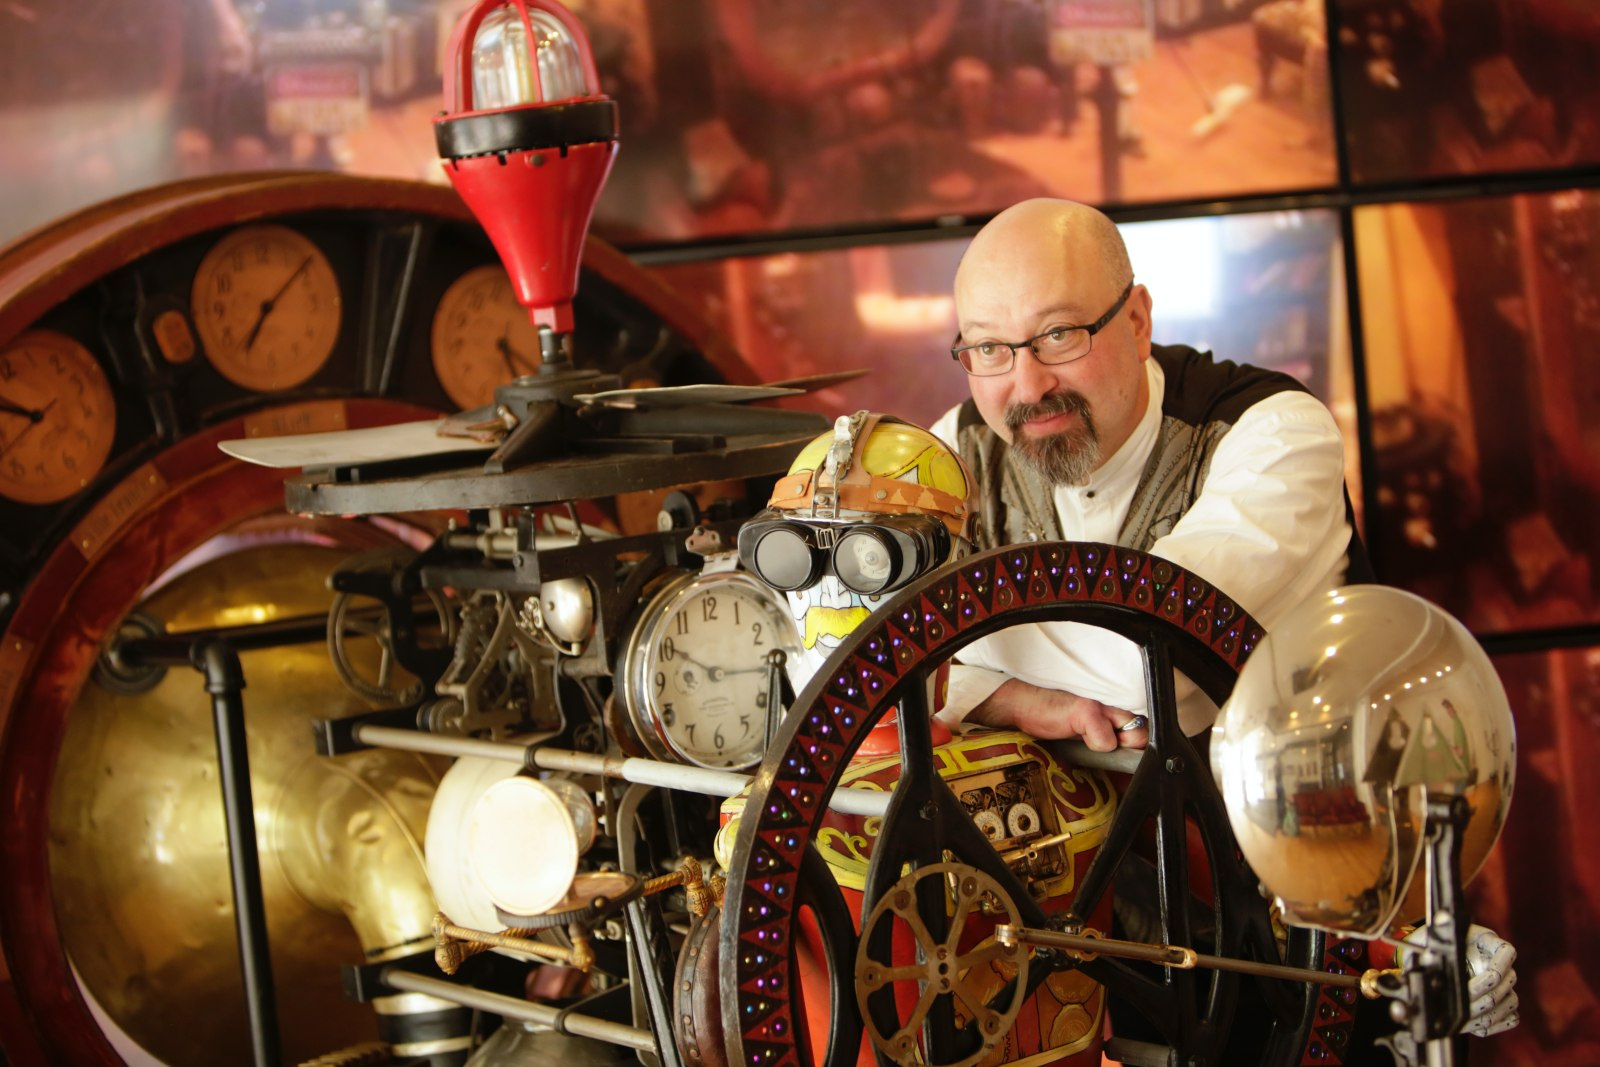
[1165,756,1186,774]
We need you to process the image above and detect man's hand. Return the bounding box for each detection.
[966,678,1147,751]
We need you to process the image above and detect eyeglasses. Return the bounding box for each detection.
[737,513,951,596]
[950,280,1134,376]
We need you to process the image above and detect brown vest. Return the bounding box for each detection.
[952,345,1373,580]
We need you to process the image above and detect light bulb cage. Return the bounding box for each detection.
[435,0,617,161]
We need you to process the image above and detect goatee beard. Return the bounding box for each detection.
[1005,391,1100,486]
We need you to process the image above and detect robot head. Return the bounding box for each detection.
[739,411,976,685]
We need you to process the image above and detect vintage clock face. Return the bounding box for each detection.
[620,569,802,769]
[0,329,117,505]
[430,264,542,410]
[190,224,341,391]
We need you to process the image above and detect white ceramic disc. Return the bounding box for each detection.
[466,776,580,918]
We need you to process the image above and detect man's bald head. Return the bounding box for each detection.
[954,199,1131,310]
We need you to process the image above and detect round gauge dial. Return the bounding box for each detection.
[190,224,341,391]
[0,330,117,505]
[431,264,542,410]
[620,569,802,769]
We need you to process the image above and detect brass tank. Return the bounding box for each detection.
[49,537,457,1066]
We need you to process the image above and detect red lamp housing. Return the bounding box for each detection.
[434,0,618,336]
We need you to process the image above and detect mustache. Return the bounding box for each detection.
[1005,391,1092,432]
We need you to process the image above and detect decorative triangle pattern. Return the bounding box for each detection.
[1298,938,1367,1066]
[732,542,1269,1065]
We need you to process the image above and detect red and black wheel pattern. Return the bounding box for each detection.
[719,541,1353,1067]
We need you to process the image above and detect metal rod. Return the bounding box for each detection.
[996,925,1196,968]
[1187,949,1370,989]
[194,641,282,1067]
[352,725,1138,816]
[116,602,434,658]
[378,968,657,1052]
[995,924,1381,994]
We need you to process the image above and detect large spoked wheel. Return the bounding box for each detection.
[720,542,1337,1067]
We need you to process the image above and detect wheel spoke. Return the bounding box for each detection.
[861,961,932,990]
[954,940,1010,973]
[342,615,385,638]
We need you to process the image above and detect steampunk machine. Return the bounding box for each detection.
[0,3,1515,1067]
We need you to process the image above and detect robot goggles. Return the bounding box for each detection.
[738,512,951,596]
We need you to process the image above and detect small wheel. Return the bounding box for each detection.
[856,862,1029,1067]
[326,548,453,706]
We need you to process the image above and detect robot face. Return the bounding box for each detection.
[747,410,979,692]
[781,575,890,690]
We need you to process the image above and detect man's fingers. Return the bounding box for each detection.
[1079,710,1119,752]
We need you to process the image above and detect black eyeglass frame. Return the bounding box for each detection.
[950,279,1135,376]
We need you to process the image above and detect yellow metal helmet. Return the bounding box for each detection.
[766,411,976,543]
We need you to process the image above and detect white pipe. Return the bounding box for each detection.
[353,725,1139,819]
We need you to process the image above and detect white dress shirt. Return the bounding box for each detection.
[930,356,1352,734]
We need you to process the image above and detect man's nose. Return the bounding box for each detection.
[1009,345,1056,404]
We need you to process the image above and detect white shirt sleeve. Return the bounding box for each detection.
[928,405,962,453]
[936,391,1352,735]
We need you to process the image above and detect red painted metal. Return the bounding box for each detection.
[442,141,617,333]
[435,0,617,333]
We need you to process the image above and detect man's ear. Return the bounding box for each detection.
[1128,284,1154,356]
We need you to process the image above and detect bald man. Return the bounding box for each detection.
[931,198,1369,748]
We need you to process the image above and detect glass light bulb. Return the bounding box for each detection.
[470,4,592,109]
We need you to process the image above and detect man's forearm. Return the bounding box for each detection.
[968,678,1142,751]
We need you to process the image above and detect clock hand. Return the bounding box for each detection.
[243,255,314,353]
[495,334,518,378]
[0,394,44,422]
[496,335,537,377]
[0,398,54,459]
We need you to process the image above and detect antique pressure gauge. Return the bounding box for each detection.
[190,224,341,391]
[619,568,801,769]
[0,329,116,504]
[430,264,543,410]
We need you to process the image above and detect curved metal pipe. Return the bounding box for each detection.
[271,747,472,1064]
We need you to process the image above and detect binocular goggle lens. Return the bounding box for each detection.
[749,526,819,591]
[740,518,948,596]
[831,528,903,595]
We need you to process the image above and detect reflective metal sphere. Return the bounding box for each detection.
[1212,585,1515,936]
